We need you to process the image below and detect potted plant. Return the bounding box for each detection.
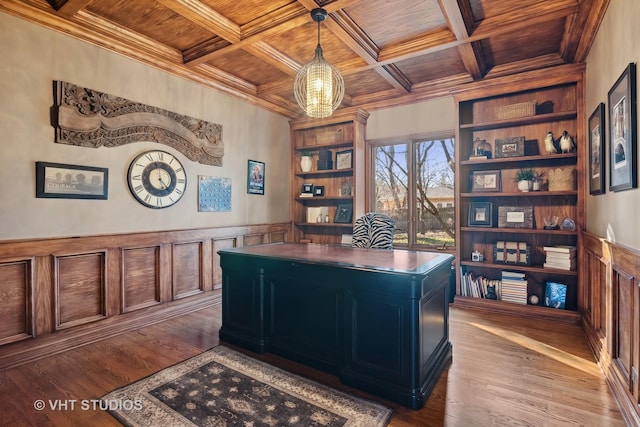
[514,168,535,192]
[299,150,316,172]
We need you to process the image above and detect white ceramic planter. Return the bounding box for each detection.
[517,180,533,192]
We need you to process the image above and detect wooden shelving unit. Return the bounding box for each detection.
[453,77,585,319]
[289,109,369,244]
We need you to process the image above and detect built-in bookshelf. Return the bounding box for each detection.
[289,108,369,244]
[453,72,585,323]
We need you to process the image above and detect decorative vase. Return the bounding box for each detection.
[517,180,533,192]
[300,155,313,172]
[532,180,541,191]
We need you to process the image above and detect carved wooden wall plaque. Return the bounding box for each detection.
[53,81,224,166]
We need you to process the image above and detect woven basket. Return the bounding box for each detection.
[548,167,576,191]
[496,101,537,120]
[316,128,343,144]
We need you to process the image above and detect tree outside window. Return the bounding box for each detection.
[371,134,455,250]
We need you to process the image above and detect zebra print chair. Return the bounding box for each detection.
[351,212,395,250]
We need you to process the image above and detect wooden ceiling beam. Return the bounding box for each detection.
[438,0,485,79]
[244,41,301,76]
[326,10,410,93]
[156,0,241,44]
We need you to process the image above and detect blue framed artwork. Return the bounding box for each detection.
[198,176,231,212]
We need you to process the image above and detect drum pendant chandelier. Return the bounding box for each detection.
[293,8,345,118]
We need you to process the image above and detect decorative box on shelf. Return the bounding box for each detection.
[494,241,530,265]
[495,101,537,120]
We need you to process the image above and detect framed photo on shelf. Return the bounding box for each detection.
[608,63,637,192]
[494,136,525,158]
[301,182,314,196]
[35,161,108,199]
[333,203,353,223]
[468,202,493,227]
[335,149,353,170]
[498,206,534,228]
[589,102,606,195]
[247,159,265,195]
[471,170,501,192]
[313,185,325,196]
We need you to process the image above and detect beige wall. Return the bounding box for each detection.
[367,97,456,140]
[0,12,291,240]
[585,0,640,249]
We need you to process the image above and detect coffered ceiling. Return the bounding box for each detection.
[1,0,609,119]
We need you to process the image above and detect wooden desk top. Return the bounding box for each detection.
[219,242,453,275]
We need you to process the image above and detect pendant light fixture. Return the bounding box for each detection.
[293,8,345,118]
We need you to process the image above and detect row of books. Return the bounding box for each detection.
[501,270,528,305]
[543,245,576,270]
[460,269,501,299]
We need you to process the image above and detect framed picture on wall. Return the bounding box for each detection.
[589,102,606,195]
[247,159,265,195]
[608,63,637,192]
[36,161,108,199]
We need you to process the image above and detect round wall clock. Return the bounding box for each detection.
[127,150,187,208]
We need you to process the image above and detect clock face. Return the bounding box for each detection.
[127,150,187,208]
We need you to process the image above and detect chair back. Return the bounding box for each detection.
[351,213,395,249]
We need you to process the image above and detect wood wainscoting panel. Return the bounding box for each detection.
[582,231,640,426]
[213,238,236,290]
[122,246,161,313]
[54,251,107,330]
[172,241,204,300]
[0,222,290,367]
[0,259,34,345]
[612,266,635,394]
[243,233,265,247]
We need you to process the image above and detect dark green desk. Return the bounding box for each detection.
[218,242,453,409]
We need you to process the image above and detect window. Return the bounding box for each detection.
[369,132,455,250]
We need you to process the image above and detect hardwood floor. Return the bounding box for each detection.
[0,302,627,426]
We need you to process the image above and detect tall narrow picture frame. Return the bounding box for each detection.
[247,159,265,195]
[608,63,637,192]
[589,103,605,195]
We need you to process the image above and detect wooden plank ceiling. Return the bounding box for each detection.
[1,0,609,119]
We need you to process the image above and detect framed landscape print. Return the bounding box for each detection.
[36,161,108,199]
[589,103,605,195]
[608,63,637,192]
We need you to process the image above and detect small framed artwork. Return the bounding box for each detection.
[608,63,637,192]
[498,206,534,228]
[313,185,325,196]
[333,203,353,224]
[471,170,501,192]
[247,159,265,195]
[36,161,108,199]
[468,202,493,227]
[589,102,606,195]
[301,183,314,195]
[335,149,353,170]
[494,137,525,158]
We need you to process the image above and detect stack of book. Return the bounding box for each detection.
[501,270,528,305]
[543,245,577,270]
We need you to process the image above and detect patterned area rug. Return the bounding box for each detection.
[103,346,392,426]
